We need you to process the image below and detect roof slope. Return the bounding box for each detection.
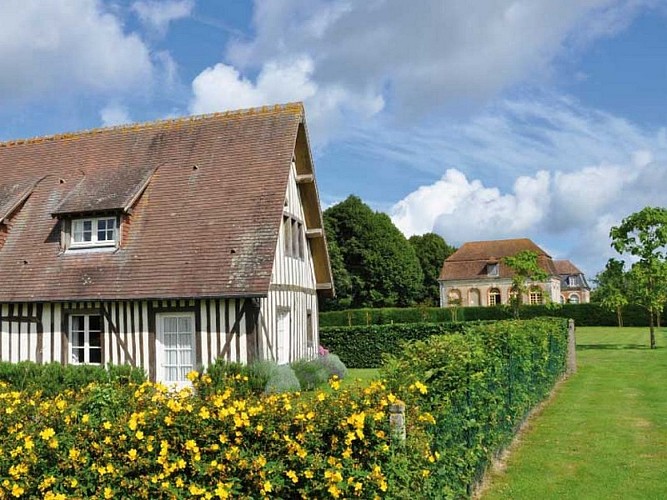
[554,260,582,275]
[440,238,557,281]
[0,103,327,301]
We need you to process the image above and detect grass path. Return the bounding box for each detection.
[482,326,667,500]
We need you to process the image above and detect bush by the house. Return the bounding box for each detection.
[0,361,145,396]
[318,353,348,380]
[320,322,468,368]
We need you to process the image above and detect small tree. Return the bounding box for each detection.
[610,206,667,349]
[593,258,629,327]
[503,250,549,319]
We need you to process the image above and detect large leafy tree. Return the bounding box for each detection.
[593,258,629,327]
[323,195,423,310]
[610,206,667,349]
[503,250,549,319]
[408,233,456,305]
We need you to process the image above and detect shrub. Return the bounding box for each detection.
[264,364,301,394]
[317,353,348,380]
[290,359,328,391]
[319,322,468,368]
[0,361,146,396]
[382,317,569,496]
[320,303,665,327]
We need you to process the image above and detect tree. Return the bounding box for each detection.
[610,206,667,349]
[408,233,456,305]
[593,258,629,327]
[503,250,549,319]
[323,195,423,310]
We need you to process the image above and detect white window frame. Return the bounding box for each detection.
[487,263,499,277]
[283,215,304,260]
[488,288,501,306]
[529,288,543,305]
[71,216,118,249]
[69,314,103,365]
[567,275,578,287]
[156,312,196,388]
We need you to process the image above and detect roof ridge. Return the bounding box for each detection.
[0,102,304,149]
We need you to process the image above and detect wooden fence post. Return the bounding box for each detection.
[389,400,406,444]
[567,319,577,375]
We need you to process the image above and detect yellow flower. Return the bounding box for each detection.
[329,377,341,391]
[68,448,80,461]
[102,421,112,430]
[262,481,272,493]
[103,487,113,499]
[327,484,341,498]
[136,430,145,440]
[215,482,230,499]
[11,483,24,498]
[199,407,210,420]
[186,370,199,382]
[69,479,78,488]
[39,428,55,441]
[128,449,138,461]
[286,470,299,484]
[316,392,326,402]
[48,438,59,449]
[82,414,90,424]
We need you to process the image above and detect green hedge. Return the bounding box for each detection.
[384,317,569,497]
[320,303,662,327]
[0,361,146,396]
[320,322,468,368]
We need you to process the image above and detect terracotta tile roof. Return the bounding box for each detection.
[439,238,557,281]
[554,260,582,275]
[0,103,329,302]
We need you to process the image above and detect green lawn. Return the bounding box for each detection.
[482,326,667,500]
[342,368,379,388]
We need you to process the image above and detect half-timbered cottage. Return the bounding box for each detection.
[0,103,333,385]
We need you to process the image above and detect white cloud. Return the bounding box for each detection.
[100,103,132,126]
[132,0,194,37]
[189,57,384,135]
[392,169,551,241]
[0,0,153,102]
[227,0,649,118]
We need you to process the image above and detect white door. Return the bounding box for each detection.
[276,309,290,364]
[157,313,195,387]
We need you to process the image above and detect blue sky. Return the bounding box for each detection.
[1,1,667,279]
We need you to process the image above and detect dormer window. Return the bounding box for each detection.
[487,263,499,277]
[71,216,118,248]
[567,275,578,287]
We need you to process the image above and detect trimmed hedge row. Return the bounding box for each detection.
[320,322,468,368]
[320,303,662,327]
[385,317,569,497]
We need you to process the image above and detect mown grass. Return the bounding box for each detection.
[482,326,667,500]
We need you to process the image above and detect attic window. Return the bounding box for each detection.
[71,216,118,248]
[567,275,578,287]
[487,263,499,277]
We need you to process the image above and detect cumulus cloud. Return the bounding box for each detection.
[189,57,384,135]
[132,0,194,37]
[226,0,649,118]
[100,103,132,126]
[0,0,152,102]
[392,169,551,241]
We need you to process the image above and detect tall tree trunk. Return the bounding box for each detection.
[616,306,623,328]
[650,306,656,349]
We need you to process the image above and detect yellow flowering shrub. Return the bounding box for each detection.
[0,375,436,499]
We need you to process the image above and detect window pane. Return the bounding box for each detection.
[163,333,177,348]
[88,316,101,332]
[71,315,85,332]
[89,348,102,364]
[180,350,192,365]
[178,317,191,334]
[179,334,192,348]
[164,317,178,334]
[167,367,178,382]
[89,331,101,348]
[72,348,84,364]
[166,350,177,365]
[180,367,190,380]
